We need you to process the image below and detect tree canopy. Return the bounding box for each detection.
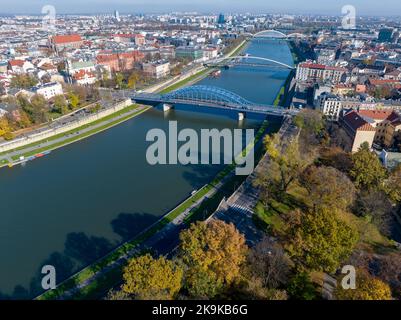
[179,220,248,298]
[122,254,183,300]
[286,206,358,273]
[300,165,356,210]
[350,146,387,190]
[336,269,392,300]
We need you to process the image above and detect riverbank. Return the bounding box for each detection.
[36,115,273,300]
[1,40,250,169]
[0,103,151,169]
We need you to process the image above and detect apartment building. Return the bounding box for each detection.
[143,61,170,79]
[296,62,347,84]
[30,82,63,100]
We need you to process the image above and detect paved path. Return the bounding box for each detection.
[48,170,236,299]
[211,116,300,246]
[0,105,149,165]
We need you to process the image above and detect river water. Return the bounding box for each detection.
[0,38,293,298]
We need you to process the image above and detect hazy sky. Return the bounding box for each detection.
[1,0,400,16]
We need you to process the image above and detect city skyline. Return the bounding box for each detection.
[1,0,400,16]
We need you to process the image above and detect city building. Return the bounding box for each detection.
[296,62,347,84]
[143,60,170,79]
[50,34,83,52]
[378,28,395,43]
[358,109,401,148]
[176,46,204,62]
[29,82,63,100]
[203,47,219,60]
[96,51,144,72]
[340,109,377,152]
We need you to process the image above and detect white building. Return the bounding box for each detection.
[143,61,170,79]
[30,82,63,100]
[296,62,347,84]
[317,93,343,121]
[203,47,219,60]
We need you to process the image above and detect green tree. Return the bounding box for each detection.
[336,269,392,300]
[10,74,38,89]
[68,92,80,110]
[53,95,68,114]
[294,109,325,136]
[122,254,183,300]
[30,94,48,123]
[257,134,309,199]
[287,272,317,300]
[115,72,125,89]
[287,207,359,273]
[350,146,387,189]
[179,220,248,298]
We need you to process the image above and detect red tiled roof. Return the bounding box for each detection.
[358,109,394,121]
[369,79,401,85]
[342,110,376,132]
[9,60,24,67]
[113,33,144,38]
[299,62,346,72]
[52,34,82,44]
[72,69,96,80]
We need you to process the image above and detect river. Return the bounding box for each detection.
[0,37,293,298]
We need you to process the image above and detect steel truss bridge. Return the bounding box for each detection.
[132,85,298,117]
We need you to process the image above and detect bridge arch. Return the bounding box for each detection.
[164,85,254,106]
[253,30,287,38]
[206,55,294,70]
[286,33,307,39]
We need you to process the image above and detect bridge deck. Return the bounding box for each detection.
[132,95,298,117]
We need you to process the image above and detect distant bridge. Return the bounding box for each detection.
[243,29,309,40]
[204,55,294,70]
[132,85,298,118]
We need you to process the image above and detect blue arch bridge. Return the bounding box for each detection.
[132,85,298,119]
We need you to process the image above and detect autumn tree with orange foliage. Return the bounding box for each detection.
[179,220,248,298]
[122,254,183,300]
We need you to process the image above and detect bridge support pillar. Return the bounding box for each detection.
[238,112,246,121]
[163,103,174,112]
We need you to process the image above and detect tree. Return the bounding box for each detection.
[115,72,125,89]
[106,289,132,300]
[30,94,48,123]
[300,165,356,211]
[127,72,140,89]
[247,237,291,289]
[286,207,358,273]
[10,74,38,89]
[318,147,353,174]
[336,269,392,300]
[122,254,183,300]
[0,117,12,138]
[353,190,394,236]
[287,272,317,300]
[383,164,401,203]
[350,146,387,190]
[376,253,401,299]
[53,95,68,115]
[179,220,248,298]
[294,109,325,136]
[68,92,80,110]
[257,134,309,198]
